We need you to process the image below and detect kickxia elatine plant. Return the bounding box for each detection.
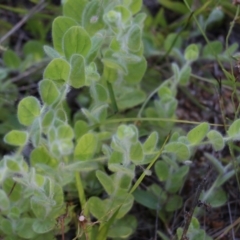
[1,0,240,239]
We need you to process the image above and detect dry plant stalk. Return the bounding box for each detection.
[180,167,213,240]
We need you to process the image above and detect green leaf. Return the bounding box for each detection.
[8,206,21,219]
[227,119,240,140]
[0,189,9,211]
[157,0,188,14]
[74,120,89,140]
[172,63,180,82]
[4,130,28,146]
[3,178,22,202]
[114,5,131,23]
[117,89,146,110]
[204,153,224,174]
[43,45,61,59]
[6,159,20,171]
[44,58,70,82]
[116,124,135,140]
[155,161,169,181]
[31,199,48,219]
[88,197,107,220]
[164,142,190,161]
[205,7,224,30]
[108,224,133,239]
[129,0,142,14]
[82,1,105,36]
[103,51,128,74]
[0,218,13,235]
[82,104,108,124]
[51,139,74,156]
[32,219,55,234]
[191,217,200,229]
[224,43,238,56]
[23,40,44,60]
[86,62,100,83]
[17,218,37,239]
[69,54,86,88]
[133,189,158,210]
[166,166,189,194]
[130,141,144,163]
[90,83,108,102]
[30,146,57,167]
[39,79,60,105]
[102,63,118,83]
[158,85,173,97]
[29,120,41,146]
[166,195,182,211]
[96,204,122,240]
[87,33,104,62]
[143,131,158,153]
[3,49,21,69]
[96,170,114,195]
[164,33,182,53]
[74,133,97,160]
[52,16,77,55]
[18,96,41,126]
[63,26,91,60]
[124,57,147,83]
[207,130,224,151]
[127,25,141,52]
[42,110,54,131]
[203,41,222,58]
[179,64,191,85]
[187,122,209,145]
[57,124,74,139]
[184,44,199,61]
[63,0,87,24]
[134,12,147,26]
[205,188,227,207]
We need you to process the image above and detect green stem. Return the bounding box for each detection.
[107,81,118,114]
[129,133,170,194]
[75,172,88,216]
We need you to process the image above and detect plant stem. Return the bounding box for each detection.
[180,168,212,240]
[107,81,118,114]
[75,172,88,217]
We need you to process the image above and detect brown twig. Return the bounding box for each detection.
[0,0,47,45]
[180,167,212,240]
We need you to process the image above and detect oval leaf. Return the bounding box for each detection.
[164,142,190,161]
[63,26,91,60]
[130,141,144,163]
[32,219,55,234]
[96,170,114,195]
[143,131,158,153]
[187,122,209,145]
[74,133,97,160]
[154,161,169,181]
[227,119,240,140]
[52,16,78,55]
[69,54,86,88]
[39,79,60,105]
[18,97,41,126]
[44,58,70,82]
[0,189,10,211]
[4,130,28,146]
[207,130,224,151]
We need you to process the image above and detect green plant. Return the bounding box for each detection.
[1,0,240,239]
[1,0,148,239]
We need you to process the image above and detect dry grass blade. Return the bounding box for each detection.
[180,167,213,240]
